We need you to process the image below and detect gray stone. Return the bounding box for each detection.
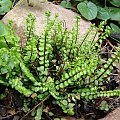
[2,1,91,46]
[100,107,120,120]
[0,107,7,116]
[13,115,20,120]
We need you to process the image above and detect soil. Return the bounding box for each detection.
[0,0,120,120]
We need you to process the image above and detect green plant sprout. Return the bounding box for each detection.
[100,100,110,111]
[24,0,47,5]
[0,11,120,117]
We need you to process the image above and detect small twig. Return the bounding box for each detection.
[75,101,79,118]
[0,111,21,120]
[0,114,13,120]
[106,39,117,51]
[99,52,114,54]
[44,112,53,120]
[110,73,118,76]
[86,112,94,116]
[0,105,12,109]
[20,94,50,120]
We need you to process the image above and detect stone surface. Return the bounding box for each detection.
[100,107,120,120]
[2,1,91,46]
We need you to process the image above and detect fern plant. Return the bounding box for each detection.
[0,11,120,117]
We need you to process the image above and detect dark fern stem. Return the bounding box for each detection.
[79,27,93,48]
[58,28,67,51]
[90,31,98,46]
[3,36,10,49]
[75,17,79,44]
[84,53,119,87]
[95,54,119,81]
[68,38,74,61]
[36,37,41,60]
[29,48,33,63]
[26,16,35,42]
[44,32,47,71]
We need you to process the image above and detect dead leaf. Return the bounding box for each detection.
[7,109,16,115]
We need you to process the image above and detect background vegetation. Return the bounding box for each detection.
[61,0,120,33]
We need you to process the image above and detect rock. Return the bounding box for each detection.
[2,1,91,46]
[0,115,2,119]
[100,107,120,120]
[13,115,20,120]
[0,107,7,116]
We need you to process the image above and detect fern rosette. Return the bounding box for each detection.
[0,12,120,116]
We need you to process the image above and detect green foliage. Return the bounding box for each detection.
[0,21,8,36]
[110,23,120,33]
[110,31,120,43]
[99,100,110,111]
[0,0,12,15]
[110,0,120,7]
[0,12,120,118]
[0,93,7,100]
[61,0,120,33]
[0,88,7,100]
[60,0,72,8]
[97,7,110,20]
[35,105,43,120]
[0,21,9,49]
[108,7,120,21]
[77,1,97,20]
